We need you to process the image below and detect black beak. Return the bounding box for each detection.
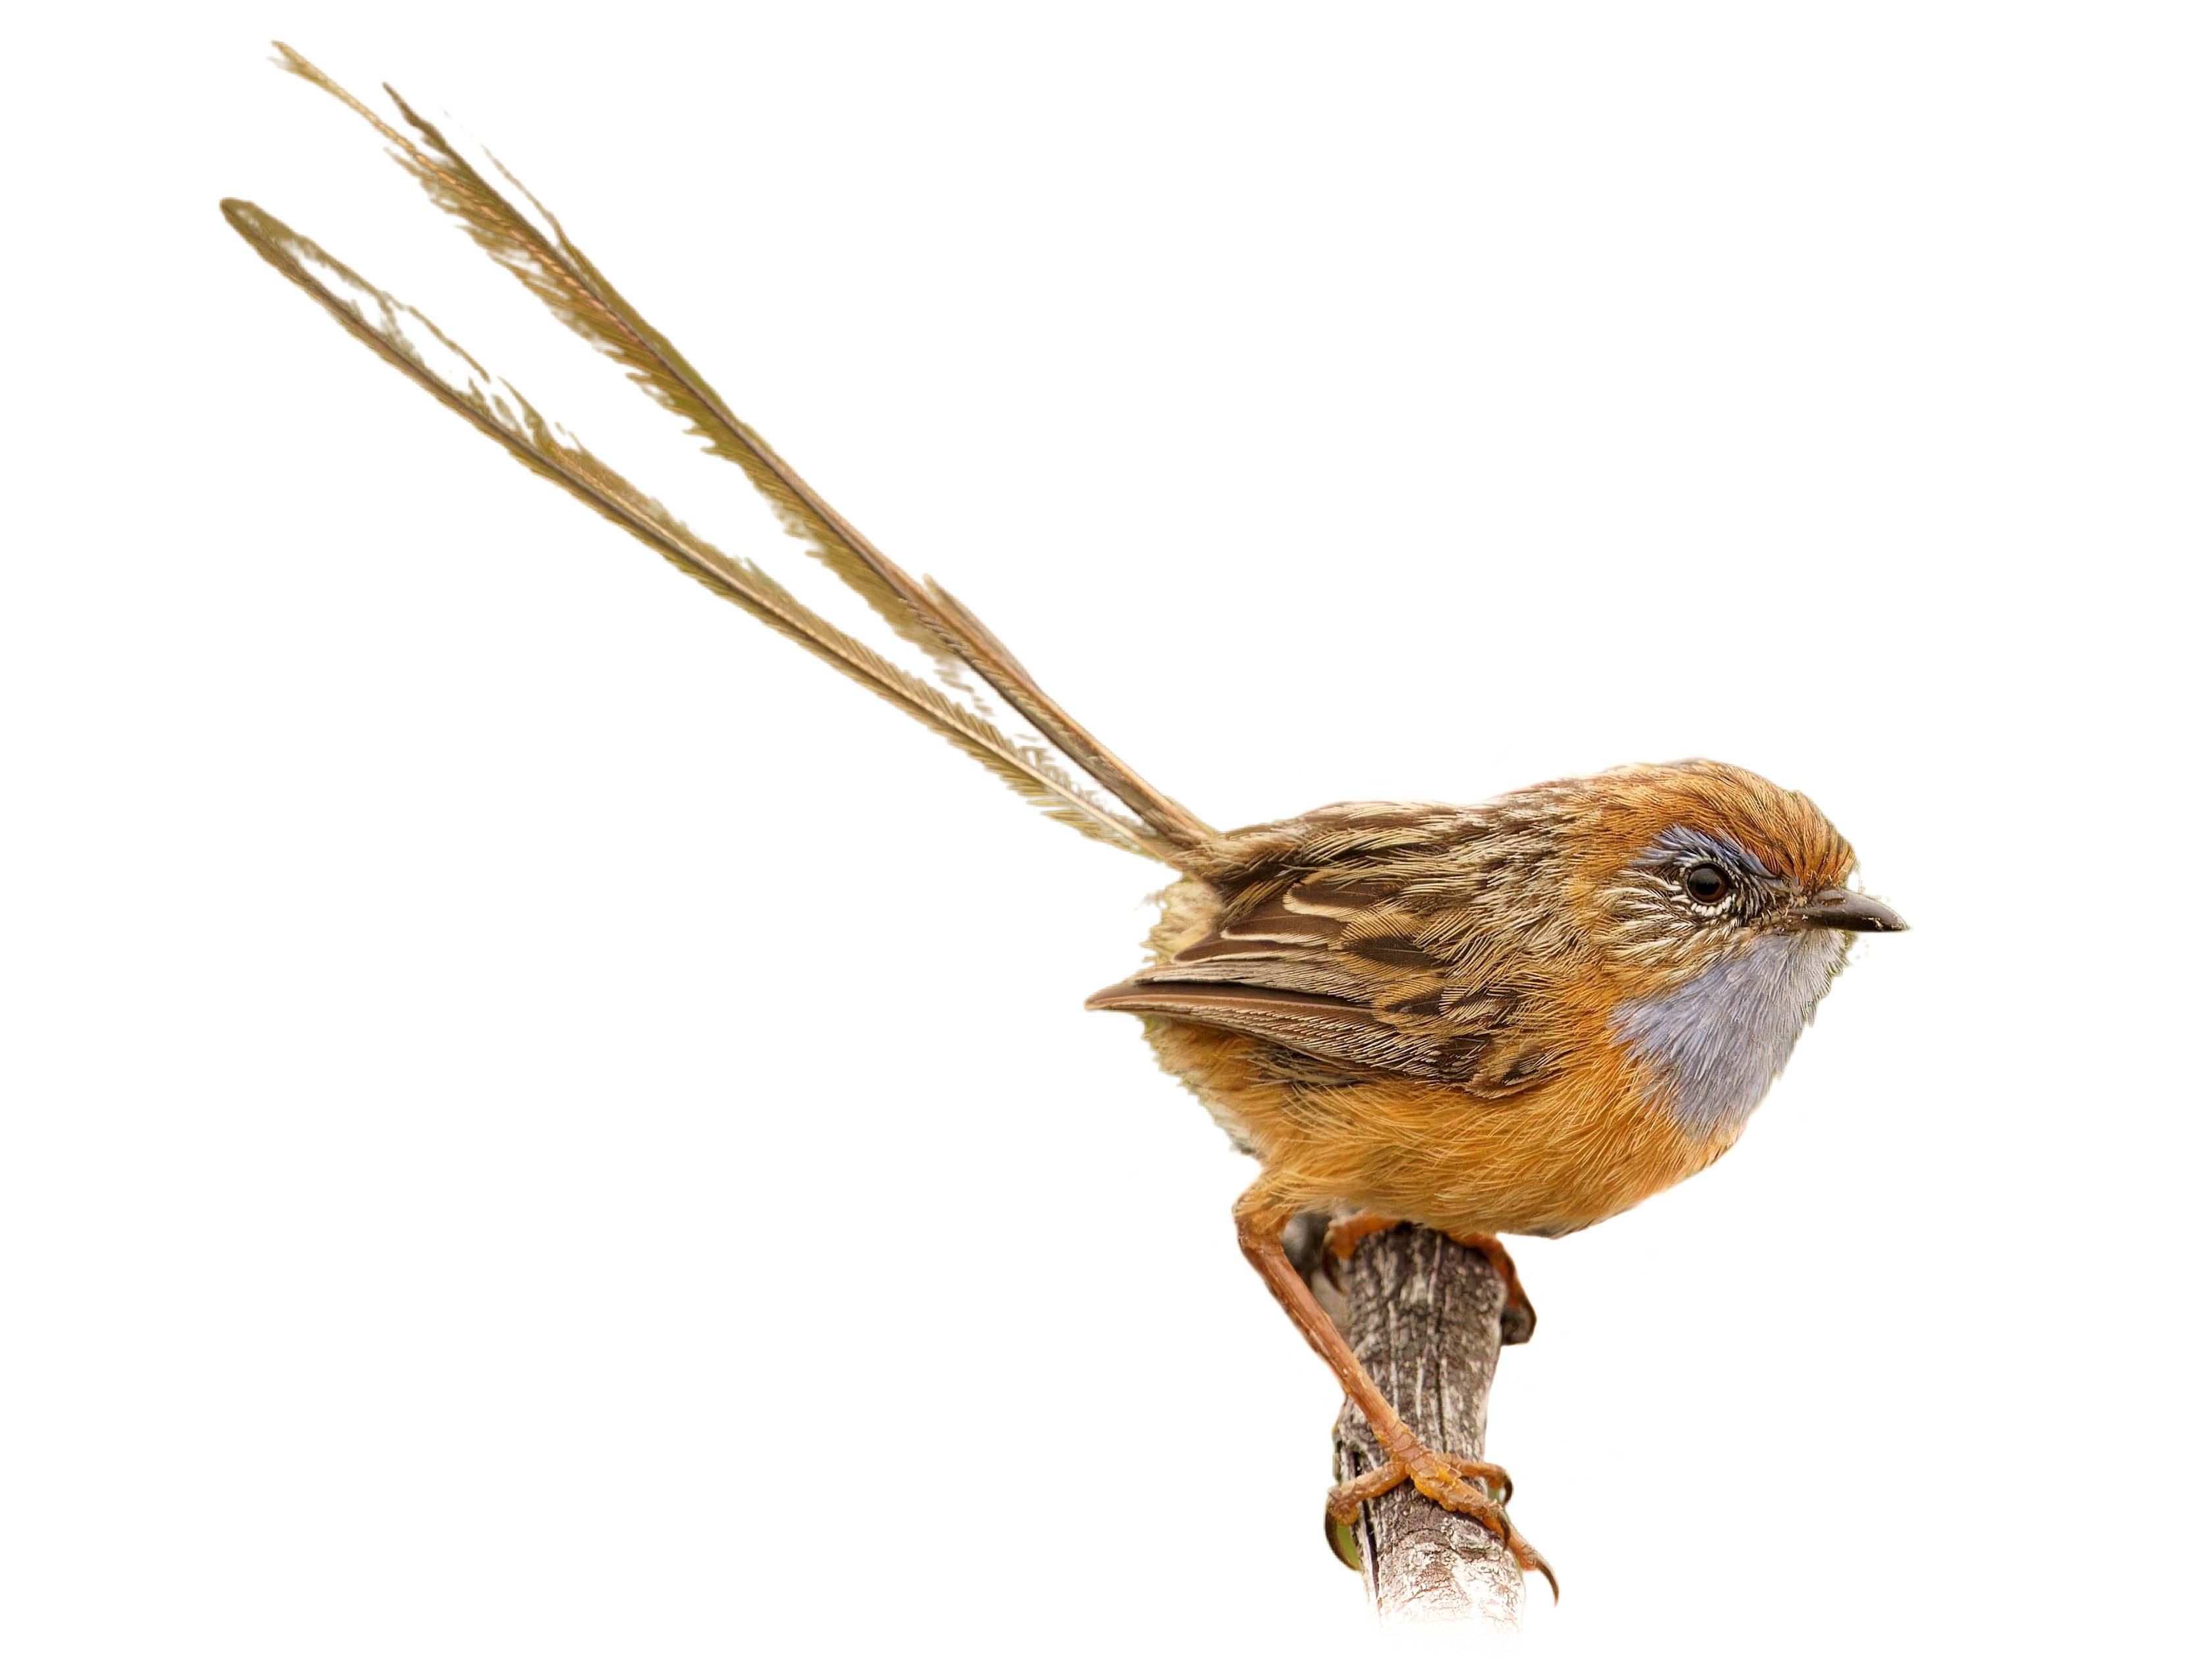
[1790,887,1909,933]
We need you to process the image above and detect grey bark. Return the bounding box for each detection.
[1286,1217,1525,1630]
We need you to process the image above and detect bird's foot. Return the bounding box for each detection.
[1327,1448,1515,1517]
[1320,1210,1402,1262]
[1322,1214,1538,1345]
[1327,1447,1557,1600]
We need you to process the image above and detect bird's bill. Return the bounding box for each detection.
[1789,887,1909,932]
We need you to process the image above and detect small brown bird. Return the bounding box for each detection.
[225,49,1906,1598]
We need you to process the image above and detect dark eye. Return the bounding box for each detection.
[1683,862,1732,905]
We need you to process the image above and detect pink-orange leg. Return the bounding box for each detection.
[1324,1212,1539,1345]
[1237,1185,1556,1599]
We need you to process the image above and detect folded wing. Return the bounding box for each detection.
[1088,861,1564,1096]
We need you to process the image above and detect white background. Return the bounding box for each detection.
[5,5,2205,1654]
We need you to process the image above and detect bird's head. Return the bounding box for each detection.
[1558,758,1906,992]
[1546,758,1905,1139]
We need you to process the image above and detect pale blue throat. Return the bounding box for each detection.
[1612,928,1849,1140]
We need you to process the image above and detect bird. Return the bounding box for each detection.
[223,47,1906,1600]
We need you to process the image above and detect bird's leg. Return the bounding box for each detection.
[1322,1212,1538,1345]
[1234,1185,1556,1598]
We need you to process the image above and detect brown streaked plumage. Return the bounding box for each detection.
[223,51,1906,1601]
[1092,765,1859,1243]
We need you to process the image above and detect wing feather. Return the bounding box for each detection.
[1088,827,1566,1096]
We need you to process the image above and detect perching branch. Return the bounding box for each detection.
[1288,1218,1525,1629]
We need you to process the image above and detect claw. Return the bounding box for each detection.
[1517,1536,1560,1603]
[1326,1509,1363,1571]
[1328,1449,1555,1600]
[1451,1454,1511,1505]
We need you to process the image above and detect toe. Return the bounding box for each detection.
[1407,1463,1498,1524]
[1441,1455,1512,1504]
[1326,1456,1412,1525]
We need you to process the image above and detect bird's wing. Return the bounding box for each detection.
[1087,864,1565,1096]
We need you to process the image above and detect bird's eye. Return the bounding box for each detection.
[1683,862,1732,905]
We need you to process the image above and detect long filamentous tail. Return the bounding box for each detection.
[223,44,1216,871]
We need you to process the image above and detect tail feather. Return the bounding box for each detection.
[221,199,1170,862]
[255,44,1216,862]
